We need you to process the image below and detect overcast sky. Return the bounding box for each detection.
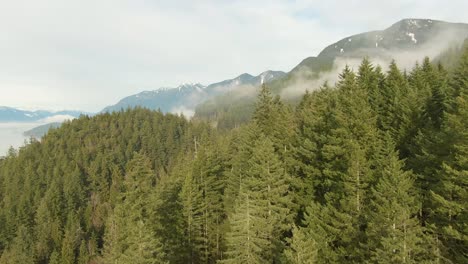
[0,0,467,112]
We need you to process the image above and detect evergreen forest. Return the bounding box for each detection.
[0,44,467,263]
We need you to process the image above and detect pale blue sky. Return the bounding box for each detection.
[0,0,467,112]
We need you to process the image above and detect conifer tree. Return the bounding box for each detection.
[377,61,412,146]
[191,139,226,263]
[292,86,338,207]
[357,57,381,112]
[0,226,35,264]
[430,59,468,262]
[283,225,318,264]
[223,136,293,263]
[61,212,82,264]
[224,124,258,215]
[102,153,165,264]
[180,153,204,262]
[149,155,189,263]
[405,60,451,228]
[63,165,86,213]
[253,84,294,158]
[77,239,89,264]
[449,41,468,97]
[222,191,268,264]
[299,202,340,263]
[49,250,61,264]
[34,180,64,263]
[367,135,436,263]
[299,66,380,262]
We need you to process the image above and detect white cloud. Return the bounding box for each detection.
[170,106,195,119]
[0,0,466,112]
[38,114,75,123]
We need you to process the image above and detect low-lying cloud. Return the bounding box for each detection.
[280,25,468,98]
[1,1,467,112]
[38,114,76,123]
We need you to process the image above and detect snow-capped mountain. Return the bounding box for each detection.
[101,83,208,114]
[101,71,286,115]
[0,106,85,123]
[292,18,468,74]
[194,18,468,124]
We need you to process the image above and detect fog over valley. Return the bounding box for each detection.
[0,122,39,155]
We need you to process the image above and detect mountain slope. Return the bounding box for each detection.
[101,71,286,115]
[23,122,62,138]
[101,83,206,115]
[291,19,468,75]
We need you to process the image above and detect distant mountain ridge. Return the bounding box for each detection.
[103,19,468,119]
[0,106,86,122]
[194,18,468,127]
[101,70,286,115]
[23,122,62,138]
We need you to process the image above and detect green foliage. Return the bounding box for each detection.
[0,51,466,264]
[430,64,468,262]
[223,136,293,263]
[367,136,436,263]
[102,153,166,264]
[294,66,380,262]
[0,226,35,264]
[283,225,318,264]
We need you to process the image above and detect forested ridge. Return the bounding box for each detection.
[0,44,467,263]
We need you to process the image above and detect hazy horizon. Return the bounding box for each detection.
[1,0,468,112]
[0,122,44,156]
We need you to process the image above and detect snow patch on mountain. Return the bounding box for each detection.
[407,19,421,28]
[101,71,286,115]
[406,32,417,43]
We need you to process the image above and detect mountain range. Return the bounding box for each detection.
[102,19,468,121]
[0,107,85,123]
[3,18,468,129]
[101,70,286,115]
[194,19,468,127]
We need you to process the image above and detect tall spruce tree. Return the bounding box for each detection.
[283,225,318,264]
[0,225,35,264]
[406,59,451,229]
[224,126,254,214]
[377,61,412,147]
[293,86,338,208]
[357,57,382,112]
[252,84,295,160]
[102,153,165,264]
[61,212,81,264]
[367,135,436,263]
[151,164,188,263]
[195,141,226,263]
[430,52,468,262]
[449,41,468,98]
[223,135,293,263]
[298,66,380,262]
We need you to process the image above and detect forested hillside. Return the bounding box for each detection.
[0,44,467,263]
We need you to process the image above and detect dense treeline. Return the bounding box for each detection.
[0,44,467,263]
